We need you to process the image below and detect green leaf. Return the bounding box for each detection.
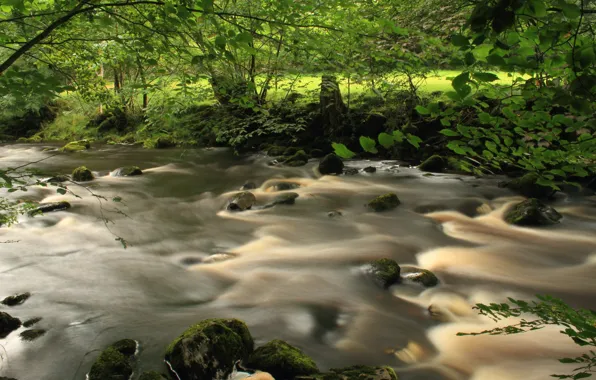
[452,72,470,96]
[332,143,356,159]
[474,72,499,82]
[561,3,581,19]
[487,54,506,66]
[465,52,476,66]
[485,140,498,153]
[440,129,460,137]
[451,34,470,47]
[360,136,378,154]
[392,130,405,143]
[235,31,253,44]
[214,35,226,49]
[378,132,395,149]
[56,188,67,195]
[504,136,514,146]
[415,105,430,115]
[406,134,423,149]
[112,196,122,202]
[529,0,547,17]
[440,118,451,127]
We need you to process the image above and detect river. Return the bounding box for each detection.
[0,144,595,380]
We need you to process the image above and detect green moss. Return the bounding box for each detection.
[267,145,287,156]
[88,339,137,380]
[284,150,308,165]
[246,339,319,379]
[60,140,91,152]
[144,135,176,149]
[72,166,94,181]
[139,370,167,380]
[365,258,401,288]
[504,198,562,226]
[418,155,445,173]
[367,193,400,212]
[165,318,254,380]
[284,147,300,156]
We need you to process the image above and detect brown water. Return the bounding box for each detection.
[0,144,595,380]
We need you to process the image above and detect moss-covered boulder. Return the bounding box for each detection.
[227,191,257,211]
[111,166,143,177]
[246,339,319,380]
[267,146,286,156]
[362,258,401,289]
[284,147,299,156]
[72,166,94,181]
[139,371,168,380]
[165,318,254,380]
[28,201,71,216]
[284,150,309,167]
[272,192,299,205]
[318,154,344,175]
[504,198,562,226]
[501,172,555,198]
[367,193,400,212]
[296,365,398,380]
[400,266,439,287]
[20,329,46,341]
[88,339,137,380]
[0,312,21,338]
[418,155,445,173]
[2,292,31,306]
[60,140,90,153]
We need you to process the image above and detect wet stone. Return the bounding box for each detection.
[2,292,31,306]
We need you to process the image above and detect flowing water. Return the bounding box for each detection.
[0,144,595,380]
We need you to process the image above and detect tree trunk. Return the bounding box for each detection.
[319,75,346,137]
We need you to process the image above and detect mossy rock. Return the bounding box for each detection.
[23,317,42,328]
[400,266,439,287]
[227,191,257,211]
[504,198,562,226]
[367,193,400,212]
[274,182,300,191]
[267,146,287,156]
[138,370,168,380]
[144,136,176,149]
[296,365,398,380]
[284,150,309,167]
[363,258,401,289]
[283,147,300,156]
[2,292,31,306]
[418,155,445,173]
[318,154,344,175]
[20,329,46,341]
[72,166,94,181]
[28,201,71,216]
[501,173,555,198]
[0,312,21,338]
[246,339,319,380]
[88,339,137,380]
[272,192,299,206]
[165,318,254,380]
[111,166,143,177]
[60,140,91,153]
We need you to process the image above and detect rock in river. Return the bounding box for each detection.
[111,166,143,177]
[28,201,71,216]
[0,312,21,338]
[418,155,445,173]
[88,339,137,380]
[367,193,400,212]
[72,166,94,181]
[246,339,319,380]
[165,318,254,380]
[362,258,401,289]
[227,191,257,211]
[400,266,439,287]
[272,192,299,205]
[504,198,562,226]
[318,154,344,175]
[500,172,555,199]
[2,292,31,306]
[59,140,90,153]
[296,365,398,380]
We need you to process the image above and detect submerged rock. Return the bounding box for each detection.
[241,181,257,190]
[363,166,377,173]
[28,201,71,216]
[418,155,445,173]
[20,329,46,341]
[45,174,69,183]
[327,210,343,218]
[501,173,555,198]
[72,166,94,181]
[274,182,300,191]
[362,258,401,289]
[227,191,257,211]
[201,253,236,264]
[165,318,254,380]
[400,266,439,287]
[318,154,344,175]
[272,192,299,205]
[88,339,137,380]
[0,312,21,338]
[59,140,90,153]
[504,198,562,226]
[343,167,359,176]
[111,166,142,177]
[367,193,400,212]
[2,292,31,306]
[296,365,398,380]
[23,317,42,328]
[246,339,319,379]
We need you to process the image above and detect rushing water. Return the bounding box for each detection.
[0,144,595,380]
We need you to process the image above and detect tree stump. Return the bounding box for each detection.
[319,75,346,137]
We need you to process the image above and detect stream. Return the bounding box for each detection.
[0,144,595,380]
